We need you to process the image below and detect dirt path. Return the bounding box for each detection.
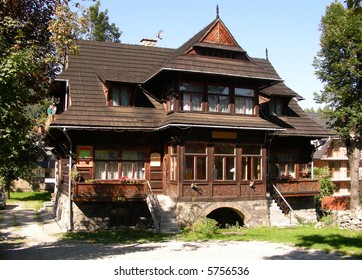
[0,202,349,260]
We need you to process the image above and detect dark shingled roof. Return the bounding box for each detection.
[50,17,332,138]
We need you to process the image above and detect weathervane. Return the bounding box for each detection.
[216,4,220,18]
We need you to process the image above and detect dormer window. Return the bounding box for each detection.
[235,88,254,115]
[109,85,131,106]
[208,85,229,113]
[270,97,284,116]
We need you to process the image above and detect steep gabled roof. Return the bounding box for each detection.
[146,18,282,84]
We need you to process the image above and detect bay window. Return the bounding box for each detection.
[235,88,254,115]
[208,85,229,113]
[179,83,203,111]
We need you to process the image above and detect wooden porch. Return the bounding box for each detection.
[72,181,147,202]
[274,180,320,197]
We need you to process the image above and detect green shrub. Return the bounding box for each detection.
[190,217,219,238]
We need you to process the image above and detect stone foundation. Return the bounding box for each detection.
[53,191,153,231]
[174,199,270,228]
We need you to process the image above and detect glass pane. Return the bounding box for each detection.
[183,93,191,111]
[214,157,223,180]
[95,162,106,179]
[95,150,118,160]
[185,143,206,154]
[122,162,133,178]
[235,88,254,97]
[196,157,207,180]
[107,161,119,179]
[185,156,194,180]
[208,95,218,112]
[242,157,250,180]
[192,93,202,111]
[208,85,229,95]
[112,88,119,106]
[245,98,254,114]
[121,88,129,106]
[214,143,234,154]
[170,156,177,180]
[122,151,145,160]
[226,157,235,180]
[134,162,145,179]
[219,96,229,112]
[241,145,260,155]
[179,83,203,92]
[253,158,262,180]
[235,97,245,114]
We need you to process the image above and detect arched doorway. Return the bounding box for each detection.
[206,207,244,228]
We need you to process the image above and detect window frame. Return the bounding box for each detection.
[213,143,236,181]
[234,87,255,115]
[109,85,132,107]
[241,145,262,181]
[184,142,208,181]
[179,82,203,112]
[207,85,230,113]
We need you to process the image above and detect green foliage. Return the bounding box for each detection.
[313,2,362,147]
[81,0,122,42]
[186,217,219,239]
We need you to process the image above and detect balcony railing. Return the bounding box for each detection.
[273,179,320,197]
[73,181,147,202]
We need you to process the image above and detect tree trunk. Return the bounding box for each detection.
[5,179,11,199]
[349,146,361,209]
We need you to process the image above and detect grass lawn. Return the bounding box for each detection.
[7,191,51,210]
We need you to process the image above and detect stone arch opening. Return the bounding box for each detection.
[206,207,244,228]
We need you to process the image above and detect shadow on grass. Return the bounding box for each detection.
[295,233,362,259]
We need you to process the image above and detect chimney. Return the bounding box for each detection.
[140,38,157,46]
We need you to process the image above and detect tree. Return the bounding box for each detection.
[0,0,87,197]
[0,0,56,197]
[81,0,121,42]
[313,1,362,208]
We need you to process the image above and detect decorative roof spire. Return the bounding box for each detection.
[216,4,220,19]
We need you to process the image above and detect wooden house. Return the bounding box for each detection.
[47,14,331,231]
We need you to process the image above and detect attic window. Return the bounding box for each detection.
[109,85,131,107]
[270,97,285,116]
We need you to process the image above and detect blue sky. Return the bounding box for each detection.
[84,0,336,109]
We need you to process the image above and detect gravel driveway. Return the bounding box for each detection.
[0,202,348,260]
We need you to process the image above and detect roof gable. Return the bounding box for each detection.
[199,20,239,47]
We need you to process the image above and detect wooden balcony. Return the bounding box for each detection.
[274,180,320,197]
[73,181,147,202]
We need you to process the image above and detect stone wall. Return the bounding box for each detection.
[332,209,362,230]
[174,199,270,228]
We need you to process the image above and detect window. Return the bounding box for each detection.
[179,83,203,111]
[94,150,119,180]
[214,143,235,180]
[235,88,254,115]
[241,145,262,180]
[110,85,131,106]
[170,145,177,181]
[270,98,284,116]
[208,85,229,113]
[185,143,207,180]
[121,150,146,179]
[76,146,93,166]
[270,151,296,179]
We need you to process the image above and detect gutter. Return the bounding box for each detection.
[49,123,285,132]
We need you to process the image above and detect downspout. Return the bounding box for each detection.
[63,128,73,231]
